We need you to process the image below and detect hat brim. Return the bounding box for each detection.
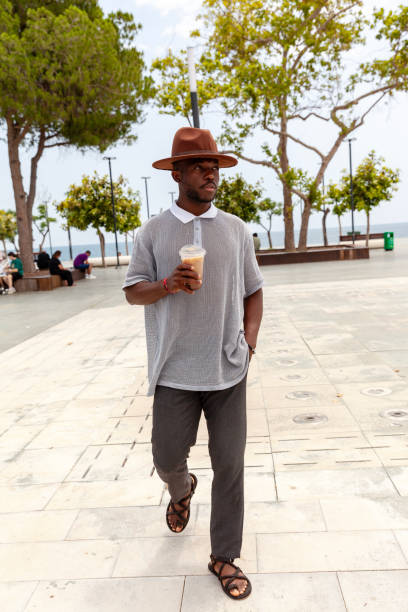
[152,151,238,170]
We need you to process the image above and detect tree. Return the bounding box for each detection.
[0,1,151,273]
[0,209,18,254]
[214,175,263,222]
[153,0,408,251]
[328,151,400,245]
[257,199,283,248]
[33,199,56,252]
[57,172,142,266]
[326,184,348,238]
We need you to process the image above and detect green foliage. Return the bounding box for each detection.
[257,198,283,247]
[33,201,56,250]
[10,1,102,31]
[214,175,263,222]
[352,151,400,215]
[152,0,408,249]
[2,0,151,271]
[328,151,400,214]
[326,184,348,218]
[57,172,142,236]
[0,4,151,149]
[0,209,17,245]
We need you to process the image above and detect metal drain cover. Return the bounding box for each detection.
[286,390,315,400]
[276,359,298,367]
[281,374,307,382]
[362,387,392,397]
[293,413,328,424]
[380,409,408,421]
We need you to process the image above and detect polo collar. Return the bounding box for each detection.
[170,201,218,224]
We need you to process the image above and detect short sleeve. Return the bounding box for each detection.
[122,223,157,289]
[243,228,263,298]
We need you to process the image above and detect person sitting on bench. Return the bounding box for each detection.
[37,250,51,270]
[73,250,96,279]
[49,250,74,287]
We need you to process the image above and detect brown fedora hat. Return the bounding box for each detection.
[152,127,238,170]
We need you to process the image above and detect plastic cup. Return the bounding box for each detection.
[179,244,206,280]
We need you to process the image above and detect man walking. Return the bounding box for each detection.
[123,127,263,600]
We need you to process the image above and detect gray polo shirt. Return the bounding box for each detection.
[123,205,263,396]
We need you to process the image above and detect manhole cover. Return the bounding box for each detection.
[276,359,298,367]
[362,387,392,397]
[286,390,315,400]
[281,374,307,382]
[293,413,328,424]
[380,409,408,421]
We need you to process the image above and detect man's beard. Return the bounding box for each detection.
[185,185,217,203]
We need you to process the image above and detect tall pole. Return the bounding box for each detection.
[103,156,120,267]
[45,202,53,256]
[169,191,176,205]
[67,224,73,260]
[348,138,356,245]
[187,46,200,128]
[141,176,151,219]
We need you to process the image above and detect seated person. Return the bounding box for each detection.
[49,250,74,286]
[6,252,23,293]
[73,250,96,279]
[0,253,13,294]
[37,250,51,270]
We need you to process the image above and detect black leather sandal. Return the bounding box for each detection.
[208,555,252,600]
[166,473,197,533]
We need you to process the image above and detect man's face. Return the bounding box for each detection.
[172,158,219,203]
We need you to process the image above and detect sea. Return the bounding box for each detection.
[44,221,408,260]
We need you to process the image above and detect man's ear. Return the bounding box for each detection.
[171,170,181,183]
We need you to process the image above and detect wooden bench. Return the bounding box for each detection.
[339,233,384,242]
[15,268,85,292]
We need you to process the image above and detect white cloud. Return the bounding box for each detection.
[131,0,202,17]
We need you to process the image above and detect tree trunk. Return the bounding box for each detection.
[322,208,329,246]
[298,198,312,250]
[366,210,370,247]
[279,107,295,251]
[7,119,35,272]
[125,233,129,256]
[2,240,6,255]
[97,229,106,267]
[39,232,48,252]
[267,230,272,248]
[337,215,342,239]
[6,117,45,274]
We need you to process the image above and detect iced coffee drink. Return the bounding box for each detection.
[179,245,206,280]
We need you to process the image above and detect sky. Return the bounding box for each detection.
[0,0,406,247]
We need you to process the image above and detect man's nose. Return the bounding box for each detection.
[204,168,215,179]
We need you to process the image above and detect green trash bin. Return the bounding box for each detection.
[384,232,394,251]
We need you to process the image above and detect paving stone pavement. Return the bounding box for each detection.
[1,246,408,611]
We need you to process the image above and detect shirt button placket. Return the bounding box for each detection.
[193,218,202,247]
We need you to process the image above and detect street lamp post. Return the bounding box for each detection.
[103,156,120,268]
[141,176,151,219]
[67,224,73,260]
[187,46,200,128]
[347,138,357,245]
[169,191,176,205]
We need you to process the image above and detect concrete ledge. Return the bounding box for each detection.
[256,245,370,266]
[88,256,130,268]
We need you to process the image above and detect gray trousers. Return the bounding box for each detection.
[152,375,247,560]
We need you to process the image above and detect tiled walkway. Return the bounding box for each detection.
[1,255,408,610]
